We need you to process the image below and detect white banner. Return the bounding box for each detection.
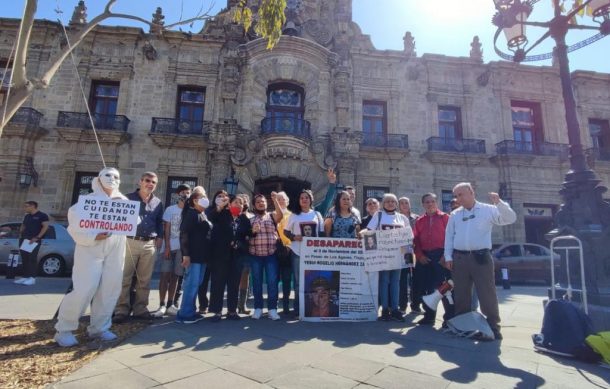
[73,196,140,235]
[299,237,378,322]
[363,227,413,272]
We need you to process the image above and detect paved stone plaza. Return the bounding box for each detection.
[1,278,608,388]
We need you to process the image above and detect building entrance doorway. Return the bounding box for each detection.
[525,217,554,246]
[254,177,311,213]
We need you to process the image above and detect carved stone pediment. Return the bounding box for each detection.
[148,133,207,149]
[56,127,130,145]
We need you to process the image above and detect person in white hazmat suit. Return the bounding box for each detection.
[54,167,128,347]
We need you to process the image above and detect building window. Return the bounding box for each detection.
[90,81,119,128]
[362,101,387,139]
[589,118,610,151]
[441,190,454,213]
[177,86,205,132]
[71,172,98,204]
[438,106,462,140]
[264,83,305,134]
[165,176,198,207]
[362,185,389,210]
[511,101,543,152]
[0,59,11,108]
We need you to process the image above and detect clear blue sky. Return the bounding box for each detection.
[3,0,609,73]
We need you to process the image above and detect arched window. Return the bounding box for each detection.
[263,83,309,137]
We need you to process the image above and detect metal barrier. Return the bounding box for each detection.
[550,235,588,314]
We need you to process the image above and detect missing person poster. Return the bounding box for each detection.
[300,237,378,322]
[73,196,140,235]
[363,227,413,272]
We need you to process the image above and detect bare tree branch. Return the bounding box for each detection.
[12,0,37,89]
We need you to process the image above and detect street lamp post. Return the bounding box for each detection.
[492,0,610,320]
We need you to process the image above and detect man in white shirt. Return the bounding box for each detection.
[444,182,516,340]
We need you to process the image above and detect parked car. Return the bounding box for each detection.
[492,243,560,284]
[0,222,75,276]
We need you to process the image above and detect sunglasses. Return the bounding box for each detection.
[462,214,476,222]
[143,178,157,184]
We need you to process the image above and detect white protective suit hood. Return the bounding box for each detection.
[92,167,127,199]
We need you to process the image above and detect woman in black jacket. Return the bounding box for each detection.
[176,190,211,324]
[207,191,252,321]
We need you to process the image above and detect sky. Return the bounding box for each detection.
[2,0,609,73]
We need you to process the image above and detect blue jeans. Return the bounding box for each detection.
[250,254,279,310]
[177,262,207,320]
[379,269,401,310]
[291,252,301,312]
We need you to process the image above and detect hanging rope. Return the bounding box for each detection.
[58,21,107,168]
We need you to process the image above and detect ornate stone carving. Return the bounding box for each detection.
[403,32,416,58]
[470,35,483,63]
[69,1,87,26]
[304,20,333,46]
[477,66,491,87]
[142,41,157,61]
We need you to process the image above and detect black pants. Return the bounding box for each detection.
[19,239,41,278]
[421,248,455,322]
[278,259,292,310]
[209,256,241,314]
[197,267,211,310]
[411,264,425,309]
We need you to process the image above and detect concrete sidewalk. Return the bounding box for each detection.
[34,285,608,389]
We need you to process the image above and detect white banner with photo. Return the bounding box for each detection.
[73,196,140,235]
[362,227,414,272]
[299,237,378,322]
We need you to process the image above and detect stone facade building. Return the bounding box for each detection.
[1,0,610,247]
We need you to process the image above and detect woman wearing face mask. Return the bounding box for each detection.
[207,191,252,321]
[361,193,411,322]
[176,191,211,324]
[284,190,324,318]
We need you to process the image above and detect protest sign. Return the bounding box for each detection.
[363,227,413,272]
[300,237,378,322]
[73,196,140,235]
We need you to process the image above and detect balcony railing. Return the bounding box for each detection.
[261,117,312,139]
[495,140,569,158]
[586,147,610,161]
[8,107,43,129]
[426,137,486,154]
[361,133,409,149]
[57,111,130,132]
[150,117,207,135]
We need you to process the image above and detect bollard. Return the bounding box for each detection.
[501,267,511,290]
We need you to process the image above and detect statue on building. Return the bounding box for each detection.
[151,7,165,35]
[470,35,483,63]
[69,1,87,26]
[403,32,416,57]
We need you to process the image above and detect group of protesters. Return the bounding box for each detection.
[47,166,515,347]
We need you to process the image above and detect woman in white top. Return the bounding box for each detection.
[363,193,410,322]
[284,189,324,317]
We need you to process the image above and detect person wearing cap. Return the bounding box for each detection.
[152,184,192,317]
[54,167,128,347]
[305,276,339,318]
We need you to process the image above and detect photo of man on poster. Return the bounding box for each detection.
[304,271,339,318]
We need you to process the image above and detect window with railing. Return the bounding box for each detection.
[438,106,462,140]
[0,59,11,108]
[511,101,543,152]
[71,172,97,204]
[263,83,307,136]
[590,118,610,150]
[177,86,205,133]
[90,81,120,129]
[362,101,386,143]
[166,176,198,206]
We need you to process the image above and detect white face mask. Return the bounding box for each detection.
[198,198,210,208]
[99,168,120,191]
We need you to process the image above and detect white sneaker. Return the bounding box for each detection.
[21,277,35,286]
[166,305,179,315]
[13,278,26,284]
[251,308,262,319]
[54,331,78,347]
[151,306,166,317]
[90,330,118,342]
[268,309,280,321]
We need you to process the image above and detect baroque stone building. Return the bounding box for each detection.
[1,0,610,247]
